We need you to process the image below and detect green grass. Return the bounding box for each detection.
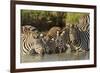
[66,12,88,25]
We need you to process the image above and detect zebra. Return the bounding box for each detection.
[41,30,65,54]
[55,30,69,53]
[21,25,38,34]
[21,31,38,55]
[76,28,90,51]
[46,38,57,54]
[41,26,61,54]
[21,25,45,55]
[61,25,70,44]
[76,14,90,51]
[41,34,57,54]
[69,24,90,52]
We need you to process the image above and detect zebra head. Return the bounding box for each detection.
[21,25,38,34]
[69,25,79,45]
[59,27,70,44]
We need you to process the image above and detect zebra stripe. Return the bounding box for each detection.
[21,30,46,55]
[21,32,36,55]
[75,27,90,51]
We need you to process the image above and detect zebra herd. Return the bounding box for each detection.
[21,23,89,56]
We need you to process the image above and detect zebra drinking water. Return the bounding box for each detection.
[69,24,90,52]
[21,25,45,56]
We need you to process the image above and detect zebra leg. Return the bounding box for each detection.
[45,48,52,54]
[57,46,61,53]
[62,46,67,53]
[55,47,59,53]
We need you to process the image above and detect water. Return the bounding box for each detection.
[21,51,89,63]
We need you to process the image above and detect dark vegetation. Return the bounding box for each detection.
[21,10,89,32]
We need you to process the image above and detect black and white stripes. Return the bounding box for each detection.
[72,26,90,51]
[21,31,36,55]
[21,22,90,56]
[77,15,90,51]
[21,25,45,55]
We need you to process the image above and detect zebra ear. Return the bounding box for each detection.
[22,26,27,33]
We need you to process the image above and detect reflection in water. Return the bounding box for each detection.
[21,51,89,63]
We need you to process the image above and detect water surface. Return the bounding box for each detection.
[21,51,89,63]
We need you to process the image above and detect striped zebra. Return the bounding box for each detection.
[77,14,90,51]
[55,29,69,53]
[21,25,38,34]
[21,25,45,55]
[21,30,37,55]
[69,24,90,52]
[61,25,70,44]
[68,14,90,52]
[76,27,89,51]
[42,26,61,54]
